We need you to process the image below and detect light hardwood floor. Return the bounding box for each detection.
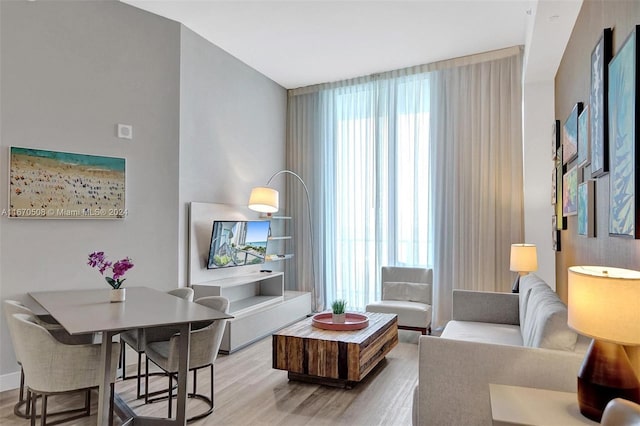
[0,331,420,426]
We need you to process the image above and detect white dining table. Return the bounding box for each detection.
[28,287,231,426]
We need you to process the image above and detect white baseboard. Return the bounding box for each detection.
[0,370,20,392]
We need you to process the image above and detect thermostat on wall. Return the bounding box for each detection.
[117,124,133,140]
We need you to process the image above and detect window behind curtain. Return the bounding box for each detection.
[328,74,431,309]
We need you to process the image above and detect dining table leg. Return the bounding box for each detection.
[98,331,116,426]
[175,323,191,425]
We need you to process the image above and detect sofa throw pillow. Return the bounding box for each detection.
[522,284,577,351]
[383,282,431,304]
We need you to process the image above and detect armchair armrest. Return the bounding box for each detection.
[414,336,584,426]
[452,289,519,325]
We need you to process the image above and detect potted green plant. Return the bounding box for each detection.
[88,251,134,302]
[331,299,347,323]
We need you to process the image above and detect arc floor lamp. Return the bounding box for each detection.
[248,170,317,311]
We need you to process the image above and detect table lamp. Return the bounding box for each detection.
[568,266,640,422]
[509,244,537,293]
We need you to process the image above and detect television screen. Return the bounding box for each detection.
[207,220,270,269]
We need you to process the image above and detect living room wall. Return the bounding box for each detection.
[554,0,640,301]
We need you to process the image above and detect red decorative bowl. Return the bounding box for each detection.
[311,312,369,331]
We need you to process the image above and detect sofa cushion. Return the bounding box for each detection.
[522,284,577,351]
[382,281,431,304]
[366,300,431,328]
[518,274,547,327]
[441,320,523,346]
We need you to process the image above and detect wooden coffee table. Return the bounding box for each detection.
[272,312,398,388]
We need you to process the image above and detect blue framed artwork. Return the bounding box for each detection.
[578,180,595,237]
[563,102,582,165]
[8,147,127,219]
[591,28,613,178]
[608,26,639,238]
[563,164,578,217]
[578,105,590,168]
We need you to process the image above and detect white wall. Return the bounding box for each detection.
[178,26,287,286]
[0,0,182,384]
[522,80,556,288]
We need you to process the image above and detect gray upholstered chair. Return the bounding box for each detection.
[120,287,194,398]
[144,296,230,422]
[365,266,433,334]
[8,313,120,426]
[601,398,640,426]
[3,299,93,420]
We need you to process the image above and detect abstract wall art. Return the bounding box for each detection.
[578,180,595,237]
[591,28,613,178]
[563,102,583,165]
[608,26,639,238]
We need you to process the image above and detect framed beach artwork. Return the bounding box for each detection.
[578,180,595,237]
[8,147,126,219]
[608,26,639,238]
[563,164,578,217]
[578,105,590,168]
[562,102,582,165]
[591,28,613,178]
[551,169,557,205]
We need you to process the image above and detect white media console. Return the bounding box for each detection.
[189,202,311,353]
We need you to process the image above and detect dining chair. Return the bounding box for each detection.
[3,299,94,419]
[144,296,230,422]
[8,313,120,426]
[120,287,195,398]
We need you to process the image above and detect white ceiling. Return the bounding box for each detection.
[123,0,582,89]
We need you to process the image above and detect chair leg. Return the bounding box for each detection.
[210,364,214,409]
[109,383,114,426]
[145,356,150,404]
[85,388,91,417]
[136,351,143,399]
[168,374,173,419]
[40,395,47,426]
[428,326,432,335]
[120,337,126,377]
[30,392,37,426]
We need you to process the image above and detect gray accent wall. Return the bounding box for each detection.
[178,26,287,286]
[0,0,286,383]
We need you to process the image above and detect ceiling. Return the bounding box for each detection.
[122,0,583,89]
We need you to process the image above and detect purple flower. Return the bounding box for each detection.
[87,252,134,289]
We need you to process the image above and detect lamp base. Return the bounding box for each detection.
[577,340,640,422]
[511,275,520,293]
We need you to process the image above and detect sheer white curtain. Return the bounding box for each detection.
[288,72,431,311]
[430,49,524,327]
[287,47,523,318]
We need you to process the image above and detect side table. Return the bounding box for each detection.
[489,384,598,426]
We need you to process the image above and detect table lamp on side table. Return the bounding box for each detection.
[568,266,640,422]
[510,244,537,293]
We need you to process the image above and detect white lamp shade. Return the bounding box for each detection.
[568,266,640,345]
[509,244,538,272]
[248,186,279,213]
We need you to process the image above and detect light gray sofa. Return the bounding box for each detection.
[412,274,589,426]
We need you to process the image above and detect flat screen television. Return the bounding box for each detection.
[207,220,270,269]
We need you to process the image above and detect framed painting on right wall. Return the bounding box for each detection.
[608,25,639,238]
[591,28,613,178]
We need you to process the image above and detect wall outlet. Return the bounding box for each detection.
[117,124,133,140]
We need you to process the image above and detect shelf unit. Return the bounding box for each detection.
[266,215,294,263]
[192,271,310,353]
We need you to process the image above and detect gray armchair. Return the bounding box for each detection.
[365,266,433,334]
[144,296,230,422]
[120,287,194,398]
[3,299,93,420]
[8,313,119,425]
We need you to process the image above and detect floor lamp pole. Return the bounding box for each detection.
[266,170,317,312]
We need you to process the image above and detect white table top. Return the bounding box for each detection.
[490,384,598,426]
[29,286,231,334]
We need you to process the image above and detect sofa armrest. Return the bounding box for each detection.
[413,336,584,426]
[452,290,519,325]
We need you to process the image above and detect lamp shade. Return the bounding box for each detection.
[248,186,279,213]
[568,266,640,345]
[509,244,538,273]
